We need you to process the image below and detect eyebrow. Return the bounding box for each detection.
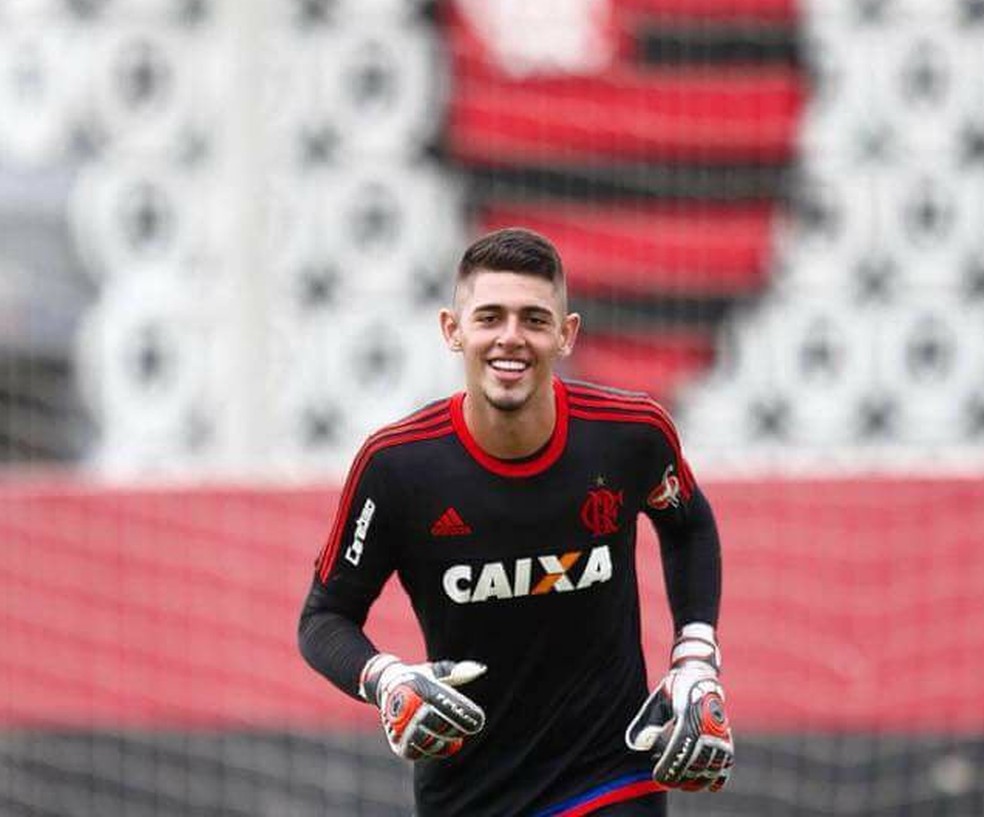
[471,304,555,318]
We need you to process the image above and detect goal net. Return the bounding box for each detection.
[1,0,982,815]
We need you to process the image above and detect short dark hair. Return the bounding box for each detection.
[457,227,564,286]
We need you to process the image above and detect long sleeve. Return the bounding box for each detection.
[297,448,398,699]
[298,576,380,699]
[633,397,722,633]
[650,485,722,632]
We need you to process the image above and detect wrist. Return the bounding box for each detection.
[359,652,402,704]
[671,622,721,672]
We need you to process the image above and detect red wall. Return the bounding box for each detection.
[1,477,982,732]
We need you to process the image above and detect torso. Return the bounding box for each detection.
[362,380,686,815]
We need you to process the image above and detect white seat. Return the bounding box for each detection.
[69,159,220,276]
[0,25,83,165]
[89,25,220,156]
[318,162,463,276]
[76,272,217,465]
[270,303,458,476]
[315,20,441,159]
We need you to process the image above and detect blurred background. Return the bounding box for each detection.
[1,0,982,814]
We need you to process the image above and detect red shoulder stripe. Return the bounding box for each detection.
[377,399,451,434]
[565,381,652,404]
[569,405,677,437]
[568,394,680,434]
[315,403,452,580]
[566,381,675,418]
[569,393,674,420]
[566,384,674,418]
[316,420,452,581]
[568,402,695,499]
[566,385,689,434]
[346,402,452,488]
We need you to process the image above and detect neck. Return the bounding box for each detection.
[463,384,557,460]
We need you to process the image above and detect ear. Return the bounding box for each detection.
[558,312,581,358]
[439,308,463,352]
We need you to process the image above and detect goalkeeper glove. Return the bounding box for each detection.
[625,623,734,792]
[359,653,486,761]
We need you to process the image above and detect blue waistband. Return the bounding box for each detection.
[533,771,656,817]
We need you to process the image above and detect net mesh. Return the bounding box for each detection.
[1,0,983,814]
[2,480,983,814]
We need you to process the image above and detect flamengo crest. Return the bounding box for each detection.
[580,483,623,537]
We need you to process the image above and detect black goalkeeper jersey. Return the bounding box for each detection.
[304,378,719,816]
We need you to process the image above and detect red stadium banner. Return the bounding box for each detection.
[480,202,774,296]
[568,331,715,401]
[445,1,804,166]
[1,477,982,732]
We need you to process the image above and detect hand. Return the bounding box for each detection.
[360,653,486,761]
[625,624,734,792]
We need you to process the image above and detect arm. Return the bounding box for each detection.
[298,577,486,760]
[627,414,733,791]
[298,574,380,699]
[297,449,485,760]
[297,451,394,698]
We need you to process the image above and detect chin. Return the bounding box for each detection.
[482,385,530,413]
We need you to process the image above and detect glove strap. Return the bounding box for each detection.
[671,622,721,672]
[358,652,401,704]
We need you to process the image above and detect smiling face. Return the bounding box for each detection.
[440,269,580,414]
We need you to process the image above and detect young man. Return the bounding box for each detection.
[299,228,733,816]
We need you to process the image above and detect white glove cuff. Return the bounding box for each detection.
[358,652,402,702]
[671,622,721,672]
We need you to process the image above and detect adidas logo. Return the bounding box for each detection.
[431,507,472,537]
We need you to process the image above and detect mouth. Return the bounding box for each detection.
[487,358,530,380]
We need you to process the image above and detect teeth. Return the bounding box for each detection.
[490,360,527,371]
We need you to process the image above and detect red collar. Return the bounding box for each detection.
[450,378,569,478]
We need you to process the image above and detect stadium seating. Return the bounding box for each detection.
[1,2,983,815]
[681,0,984,459]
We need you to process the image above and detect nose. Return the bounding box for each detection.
[496,314,524,347]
